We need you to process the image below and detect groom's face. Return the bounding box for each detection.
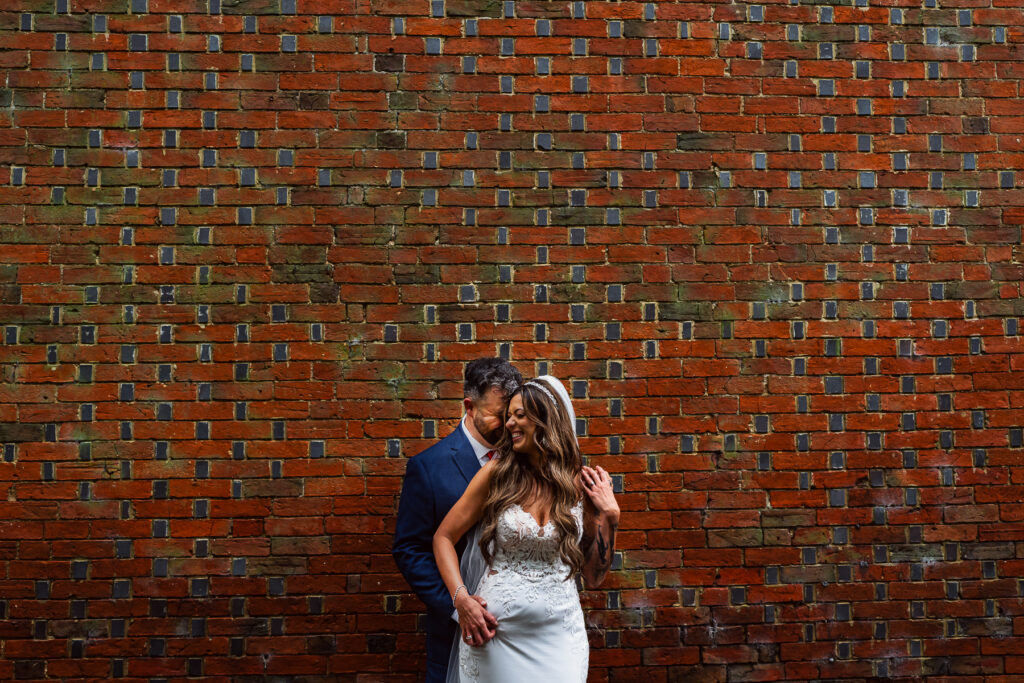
[465,385,508,447]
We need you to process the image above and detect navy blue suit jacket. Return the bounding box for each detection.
[393,425,482,682]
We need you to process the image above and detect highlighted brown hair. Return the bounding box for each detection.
[478,378,584,579]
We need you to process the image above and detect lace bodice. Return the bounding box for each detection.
[458,498,589,683]
[488,500,584,581]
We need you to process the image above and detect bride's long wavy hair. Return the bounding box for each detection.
[478,378,584,579]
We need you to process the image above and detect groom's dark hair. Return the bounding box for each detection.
[464,357,522,402]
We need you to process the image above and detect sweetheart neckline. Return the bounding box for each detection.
[511,502,552,529]
[510,500,583,530]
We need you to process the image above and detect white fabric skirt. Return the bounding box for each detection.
[456,568,588,683]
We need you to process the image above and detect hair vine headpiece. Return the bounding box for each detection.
[524,380,557,406]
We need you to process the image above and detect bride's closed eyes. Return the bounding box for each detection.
[505,395,538,454]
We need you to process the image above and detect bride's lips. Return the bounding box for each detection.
[510,431,523,443]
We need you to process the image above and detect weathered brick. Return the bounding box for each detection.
[3,0,1024,680]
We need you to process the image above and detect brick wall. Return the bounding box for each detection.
[2,0,1024,679]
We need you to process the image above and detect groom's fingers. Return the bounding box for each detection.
[586,465,608,486]
[467,605,491,640]
[471,623,493,646]
[471,614,487,643]
[478,613,494,632]
[472,596,497,629]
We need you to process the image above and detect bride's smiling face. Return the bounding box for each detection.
[505,393,539,456]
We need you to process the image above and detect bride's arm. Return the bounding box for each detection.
[433,460,498,646]
[580,465,620,588]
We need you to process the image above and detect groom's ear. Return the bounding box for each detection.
[463,396,474,414]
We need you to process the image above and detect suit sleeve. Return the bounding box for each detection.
[392,454,455,617]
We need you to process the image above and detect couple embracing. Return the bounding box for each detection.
[393,358,621,682]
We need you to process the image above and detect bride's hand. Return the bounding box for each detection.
[582,465,620,520]
[455,592,497,647]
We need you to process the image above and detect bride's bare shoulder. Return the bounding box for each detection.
[476,457,501,484]
[466,457,499,494]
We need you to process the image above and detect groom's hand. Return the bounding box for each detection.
[456,593,498,647]
[471,596,499,645]
[582,465,619,519]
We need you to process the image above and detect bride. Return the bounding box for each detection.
[433,376,620,682]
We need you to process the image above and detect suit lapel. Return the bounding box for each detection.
[449,421,481,485]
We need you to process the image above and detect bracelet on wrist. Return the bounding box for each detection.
[453,584,467,604]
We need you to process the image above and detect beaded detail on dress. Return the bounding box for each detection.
[488,501,584,581]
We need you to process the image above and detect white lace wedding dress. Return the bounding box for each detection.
[457,500,588,683]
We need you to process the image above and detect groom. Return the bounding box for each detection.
[393,357,523,682]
